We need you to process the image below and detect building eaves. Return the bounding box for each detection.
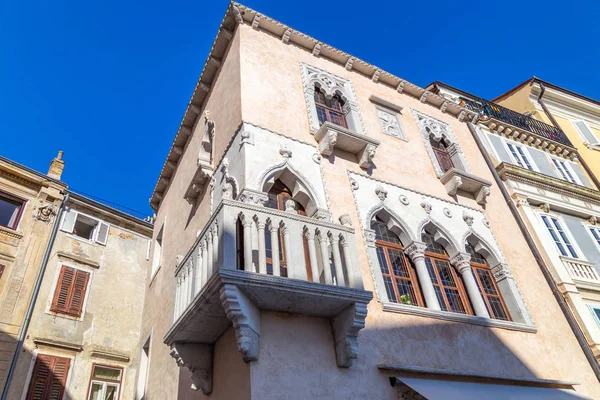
[0,155,67,189]
[148,2,478,212]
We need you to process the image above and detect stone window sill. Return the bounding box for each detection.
[382,302,537,333]
[314,122,380,169]
[440,168,492,205]
[0,225,23,239]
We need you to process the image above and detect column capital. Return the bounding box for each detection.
[404,241,427,262]
[303,227,315,240]
[491,263,513,281]
[450,252,472,274]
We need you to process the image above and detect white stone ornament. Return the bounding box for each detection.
[443,208,452,218]
[312,152,322,164]
[420,199,432,214]
[376,108,402,138]
[398,195,410,205]
[462,212,474,226]
[482,217,490,228]
[589,216,598,226]
[375,186,387,201]
[350,178,359,191]
[279,144,292,158]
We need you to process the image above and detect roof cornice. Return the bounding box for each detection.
[149,2,478,211]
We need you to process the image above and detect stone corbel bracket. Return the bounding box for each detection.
[332,302,369,367]
[170,342,214,394]
[314,122,380,169]
[184,163,213,204]
[220,283,261,362]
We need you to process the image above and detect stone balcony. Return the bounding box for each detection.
[164,199,372,394]
[561,256,600,286]
[314,122,380,169]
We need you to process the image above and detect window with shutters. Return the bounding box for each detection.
[572,120,599,145]
[60,209,109,245]
[50,265,90,317]
[26,354,71,400]
[87,364,122,400]
[0,191,25,230]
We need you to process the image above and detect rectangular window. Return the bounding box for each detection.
[506,142,534,170]
[87,364,122,400]
[151,224,164,278]
[541,215,578,258]
[135,337,151,400]
[50,265,90,317]
[573,120,599,144]
[61,210,109,245]
[26,354,71,400]
[551,158,578,184]
[0,191,25,230]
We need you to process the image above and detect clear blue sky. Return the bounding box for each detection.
[2,0,599,216]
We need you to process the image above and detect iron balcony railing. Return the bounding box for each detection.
[462,98,573,147]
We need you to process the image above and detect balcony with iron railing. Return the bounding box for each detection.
[164,199,372,394]
[462,98,574,149]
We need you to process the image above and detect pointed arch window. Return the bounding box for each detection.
[422,232,472,314]
[430,137,454,173]
[314,86,348,129]
[264,180,313,280]
[467,245,510,321]
[372,218,422,306]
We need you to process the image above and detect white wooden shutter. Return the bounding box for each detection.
[95,222,109,245]
[573,121,598,144]
[60,210,77,233]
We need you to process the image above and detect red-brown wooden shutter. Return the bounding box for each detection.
[68,269,89,315]
[50,266,89,317]
[26,354,71,400]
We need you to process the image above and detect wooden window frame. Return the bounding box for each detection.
[0,190,26,230]
[86,363,123,400]
[424,250,473,315]
[50,265,90,318]
[470,255,511,321]
[430,138,455,173]
[375,238,423,306]
[314,86,348,129]
[26,354,71,400]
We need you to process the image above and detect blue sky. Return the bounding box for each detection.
[2,0,599,216]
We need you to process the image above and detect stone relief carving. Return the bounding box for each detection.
[350,178,359,191]
[219,158,239,200]
[279,143,292,158]
[339,214,352,227]
[491,263,513,281]
[375,186,388,202]
[462,211,474,226]
[482,217,490,228]
[312,152,322,164]
[589,216,598,226]
[420,199,432,214]
[443,207,452,218]
[220,284,260,362]
[539,203,550,213]
[398,194,410,205]
[238,189,269,207]
[376,107,403,138]
[33,201,57,223]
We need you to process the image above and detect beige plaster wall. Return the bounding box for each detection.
[0,162,65,393]
[139,27,243,400]
[237,24,600,399]
[7,200,151,400]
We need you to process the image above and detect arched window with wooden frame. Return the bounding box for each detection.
[314,86,348,129]
[372,218,423,306]
[422,231,472,314]
[264,180,313,280]
[466,244,511,321]
[430,137,454,173]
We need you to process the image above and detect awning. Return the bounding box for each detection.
[394,376,591,400]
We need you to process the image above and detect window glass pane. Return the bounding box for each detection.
[93,366,121,381]
[376,246,389,274]
[105,384,119,400]
[89,382,103,400]
[507,143,524,168]
[0,196,21,229]
[516,146,533,170]
[423,233,445,254]
[593,308,600,323]
[382,275,397,303]
[73,215,98,240]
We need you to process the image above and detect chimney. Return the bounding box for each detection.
[48,150,65,180]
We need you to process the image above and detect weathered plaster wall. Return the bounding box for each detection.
[139,27,243,400]
[237,23,600,399]
[0,161,65,393]
[7,200,151,400]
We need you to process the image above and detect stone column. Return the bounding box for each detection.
[282,224,294,278]
[268,221,280,277]
[404,241,441,311]
[242,216,254,272]
[329,234,346,287]
[256,221,267,274]
[305,229,320,283]
[451,253,489,318]
[317,231,333,284]
[340,236,356,288]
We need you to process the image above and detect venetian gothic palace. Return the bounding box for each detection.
[2,3,600,400]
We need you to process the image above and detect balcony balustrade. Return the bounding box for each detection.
[165,199,372,394]
[462,98,573,148]
[561,256,600,285]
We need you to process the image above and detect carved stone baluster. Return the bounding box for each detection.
[340,235,355,288]
[241,215,254,272]
[211,225,219,275]
[256,220,267,274]
[282,222,294,278]
[195,245,203,293]
[305,228,320,283]
[317,231,333,285]
[329,233,346,287]
[207,231,214,279]
[268,220,280,276]
[174,276,182,321]
[201,241,208,289]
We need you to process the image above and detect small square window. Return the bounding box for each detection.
[88,364,122,400]
[0,192,25,230]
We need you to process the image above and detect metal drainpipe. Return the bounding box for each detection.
[466,121,600,381]
[1,193,70,400]
[536,81,600,191]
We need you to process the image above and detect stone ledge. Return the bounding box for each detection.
[314,122,380,169]
[165,269,373,394]
[57,251,100,268]
[33,337,83,352]
[440,168,492,205]
[381,303,537,333]
[90,349,130,363]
